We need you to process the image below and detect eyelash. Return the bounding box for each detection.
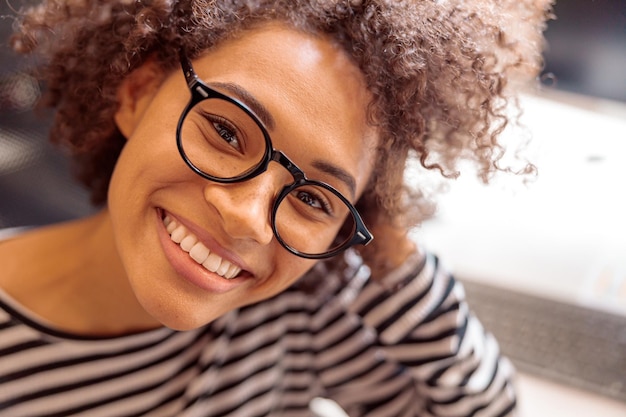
[295,188,333,215]
[203,113,243,151]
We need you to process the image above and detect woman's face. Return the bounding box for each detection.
[108,23,378,330]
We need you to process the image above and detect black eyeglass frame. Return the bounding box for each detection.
[176,54,373,259]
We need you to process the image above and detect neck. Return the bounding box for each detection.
[0,210,162,336]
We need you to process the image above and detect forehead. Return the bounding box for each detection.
[185,23,379,197]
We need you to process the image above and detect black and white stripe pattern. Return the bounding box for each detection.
[0,252,516,416]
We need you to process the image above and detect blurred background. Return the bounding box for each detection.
[1,0,626,416]
[0,0,95,228]
[541,0,625,103]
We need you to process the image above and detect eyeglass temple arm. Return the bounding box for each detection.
[180,52,215,103]
[180,53,199,89]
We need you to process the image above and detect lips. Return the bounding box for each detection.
[163,215,242,280]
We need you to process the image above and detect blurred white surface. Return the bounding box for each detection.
[413,91,626,315]
[517,372,626,417]
[310,398,349,417]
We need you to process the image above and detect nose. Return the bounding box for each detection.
[202,168,283,246]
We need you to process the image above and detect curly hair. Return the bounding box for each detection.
[11,0,552,269]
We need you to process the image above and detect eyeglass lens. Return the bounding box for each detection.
[179,98,357,257]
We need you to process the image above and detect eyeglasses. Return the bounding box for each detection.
[176,54,373,259]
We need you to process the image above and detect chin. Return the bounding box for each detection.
[155,306,224,332]
[132,286,225,331]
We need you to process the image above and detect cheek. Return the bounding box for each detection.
[261,255,317,296]
[111,120,188,189]
[113,83,189,183]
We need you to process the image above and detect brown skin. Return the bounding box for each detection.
[0,24,389,335]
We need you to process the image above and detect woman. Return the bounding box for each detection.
[1,0,552,415]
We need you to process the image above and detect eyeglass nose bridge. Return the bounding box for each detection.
[268,150,307,184]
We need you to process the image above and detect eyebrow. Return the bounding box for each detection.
[312,160,357,199]
[208,82,276,130]
[209,81,357,198]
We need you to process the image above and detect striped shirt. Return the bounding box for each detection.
[0,251,517,416]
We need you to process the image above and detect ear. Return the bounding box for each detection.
[114,59,166,139]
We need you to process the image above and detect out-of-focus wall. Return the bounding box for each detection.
[0,1,95,228]
[542,0,626,103]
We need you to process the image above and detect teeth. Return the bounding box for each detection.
[170,225,186,244]
[216,261,231,276]
[225,264,240,280]
[202,252,222,273]
[189,243,209,264]
[180,235,197,252]
[163,216,242,280]
[164,216,173,228]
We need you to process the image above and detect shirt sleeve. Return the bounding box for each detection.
[314,251,518,417]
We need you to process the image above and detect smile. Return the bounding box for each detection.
[163,215,242,279]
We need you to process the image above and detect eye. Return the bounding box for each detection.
[294,188,333,215]
[210,116,241,151]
